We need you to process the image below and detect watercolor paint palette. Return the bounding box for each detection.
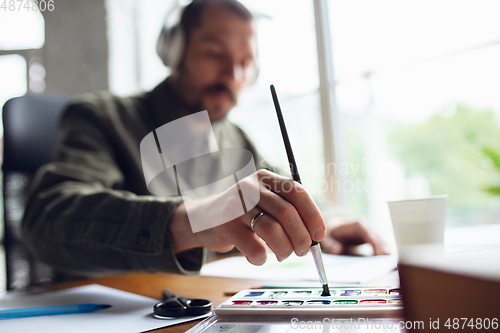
[215,287,403,316]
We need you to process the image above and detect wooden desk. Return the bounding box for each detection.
[51,267,400,332]
[53,272,275,332]
[28,226,500,332]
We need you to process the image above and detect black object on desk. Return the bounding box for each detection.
[154,289,212,318]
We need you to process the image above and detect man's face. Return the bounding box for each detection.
[174,4,257,122]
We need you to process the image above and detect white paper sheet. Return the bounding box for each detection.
[0,284,210,333]
[201,253,398,284]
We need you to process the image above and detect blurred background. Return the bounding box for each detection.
[1,0,500,290]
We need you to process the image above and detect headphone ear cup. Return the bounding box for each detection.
[157,2,187,69]
[156,26,170,66]
[157,24,185,69]
[167,25,185,69]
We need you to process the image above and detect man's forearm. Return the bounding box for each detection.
[22,168,203,275]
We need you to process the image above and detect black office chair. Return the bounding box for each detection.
[2,94,70,290]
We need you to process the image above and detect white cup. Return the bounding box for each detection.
[387,195,447,257]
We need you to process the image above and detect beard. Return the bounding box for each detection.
[174,67,237,119]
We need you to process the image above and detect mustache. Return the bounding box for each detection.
[204,85,236,102]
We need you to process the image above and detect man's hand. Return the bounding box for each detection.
[321,220,389,256]
[169,169,326,266]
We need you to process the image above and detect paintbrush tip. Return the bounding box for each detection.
[321,284,331,297]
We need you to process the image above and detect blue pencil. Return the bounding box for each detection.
[0,303,111,320]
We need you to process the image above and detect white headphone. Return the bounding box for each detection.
[156,2,188,69]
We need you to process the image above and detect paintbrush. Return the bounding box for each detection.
[270,84,330,297]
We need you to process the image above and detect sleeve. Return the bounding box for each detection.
[22,98,205,277]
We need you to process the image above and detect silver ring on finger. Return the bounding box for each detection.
[250,212,265,231]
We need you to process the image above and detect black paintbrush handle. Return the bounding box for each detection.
[270,85,302,184]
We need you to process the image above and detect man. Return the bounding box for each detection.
[23,0,386,278]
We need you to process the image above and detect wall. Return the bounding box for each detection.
[42,0,108,94]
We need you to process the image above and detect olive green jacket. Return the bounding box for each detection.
[22,78,266,277]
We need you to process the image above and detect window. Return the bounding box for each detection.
[0,54,28,125]
[0,8,44,50]
[230,0,325,200]
[106,0,172,95]
[327,0,500,232]
[0,4,45,133]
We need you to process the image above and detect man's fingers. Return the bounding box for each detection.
[324,220,390,256]
[257,170,326,242]
[246,207,294,261]
[213,169,327,263]
[342,221,390,255]
[331,221,370,244]
[320,236,343,255]
[366,233,389,255]
[252,188,311,257]
[228,224,268,265]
